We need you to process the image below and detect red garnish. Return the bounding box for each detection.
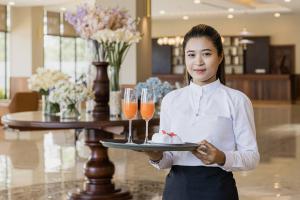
[168,132,176,137]
[161,130,167,134]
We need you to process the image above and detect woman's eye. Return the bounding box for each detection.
[203,52,211,57]
[187,53,195,57]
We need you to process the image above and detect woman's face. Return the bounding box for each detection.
[185,37,223,86]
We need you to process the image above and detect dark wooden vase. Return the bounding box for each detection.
[92,61,110,118]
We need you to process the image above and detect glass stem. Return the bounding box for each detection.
[144,120,149,144]
[128,119,133,143]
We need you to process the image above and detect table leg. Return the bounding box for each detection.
[68,129,132,200]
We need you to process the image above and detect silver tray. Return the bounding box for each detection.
[100,139,199,151]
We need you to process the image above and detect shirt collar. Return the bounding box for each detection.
[189,79,221,97]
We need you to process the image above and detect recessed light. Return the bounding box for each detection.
[227,14,234,19]
[159,10,165,15]
[8,1,15,6]
[60,7,66,11]
[274,12,280,18]
[194,0,201,4]
[228,8,234,12]
[284,0,291,2]
[183,16,189,20]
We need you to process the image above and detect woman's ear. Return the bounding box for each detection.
[219,53,224,65]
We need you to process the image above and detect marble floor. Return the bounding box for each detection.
[1,104,300,199]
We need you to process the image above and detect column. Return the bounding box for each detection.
[10,6,44,97]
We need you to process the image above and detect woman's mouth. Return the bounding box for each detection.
[193,69,206,75]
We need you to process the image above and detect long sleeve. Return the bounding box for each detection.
[149,96,174,169]
[221,95,260,171]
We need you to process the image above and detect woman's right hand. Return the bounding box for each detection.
[144,151,163,162]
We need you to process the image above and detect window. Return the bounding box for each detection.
[61,37,76,80]
[44,36,90,81]
[44,35,60,71]
[76,38,90,78]
[43,11,90,81]
[0,32,6,99]
[0,5,9,99]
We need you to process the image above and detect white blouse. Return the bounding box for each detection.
[151,79,260,172]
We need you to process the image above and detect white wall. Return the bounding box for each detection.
[10,7,43,77]
[152,13,300,73]
[96,0,137,84]
[10,7,33,77]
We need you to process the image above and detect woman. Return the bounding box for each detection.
[145,24,260,200]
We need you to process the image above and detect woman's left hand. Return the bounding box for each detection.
[192,140,226,166]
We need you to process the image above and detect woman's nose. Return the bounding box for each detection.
[195,54,204,66]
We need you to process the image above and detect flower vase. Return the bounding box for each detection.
[42,95,60,116]
[108,65,121,118]
[92,61,109,117]
[61,103,80,120]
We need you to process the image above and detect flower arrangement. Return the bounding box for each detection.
[28,68,69,95]
[49,80,94,107]
[65,4,141,91]
[135,77,174,103]
[49,80,94,119]
[27,68,69,115]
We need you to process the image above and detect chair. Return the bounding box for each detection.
[0,91,39,125]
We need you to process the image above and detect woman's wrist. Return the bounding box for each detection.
[150,154,163,162]
[216,150,226,166]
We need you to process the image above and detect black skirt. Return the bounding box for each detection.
[163,165,239,200]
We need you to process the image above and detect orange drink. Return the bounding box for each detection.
[123,88,137,143]
[141,102,155,120]
[140,88,155,144]
[122,101,138,119]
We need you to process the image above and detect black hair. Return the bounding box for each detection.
[182,24,225,85]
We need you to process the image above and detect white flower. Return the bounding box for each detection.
[49,80,94,106]
[92,28,141,44]
[28,68,69,94]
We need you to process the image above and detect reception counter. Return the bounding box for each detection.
[226,74,292,103]
[156,74,293,103]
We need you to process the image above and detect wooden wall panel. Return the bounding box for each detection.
[226,74,291,102]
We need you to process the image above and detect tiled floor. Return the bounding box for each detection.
[1,104,300,199]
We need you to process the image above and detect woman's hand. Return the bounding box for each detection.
[143,151,163,162]
[192,140,226,166]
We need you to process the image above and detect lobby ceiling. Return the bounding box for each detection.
[152,0,300,19]
[0,0,78,6]
[1,0,299,19]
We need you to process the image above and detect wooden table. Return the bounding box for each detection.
[1,111,159,200]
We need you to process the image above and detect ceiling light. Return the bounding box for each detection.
[227,14,234,19]
[159,10,165,15]
[60,7,66,12]
[239,39,254,44]
[183,16,189,20]
[274,12,280,18]
[194,0,201,4]
[228,8,234,12]
[284,0,291,2]
[240,27,252,36]
[8,1,15,6]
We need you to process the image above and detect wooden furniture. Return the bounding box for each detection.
[226,74,291,103]
[244,36,270,74]
[223,36,244,74]
[0,91,39,125]
[270,45,295,74]
[1,111,159,200]
[9,77,30,99]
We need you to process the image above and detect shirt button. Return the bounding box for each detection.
[196,114,199,117]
